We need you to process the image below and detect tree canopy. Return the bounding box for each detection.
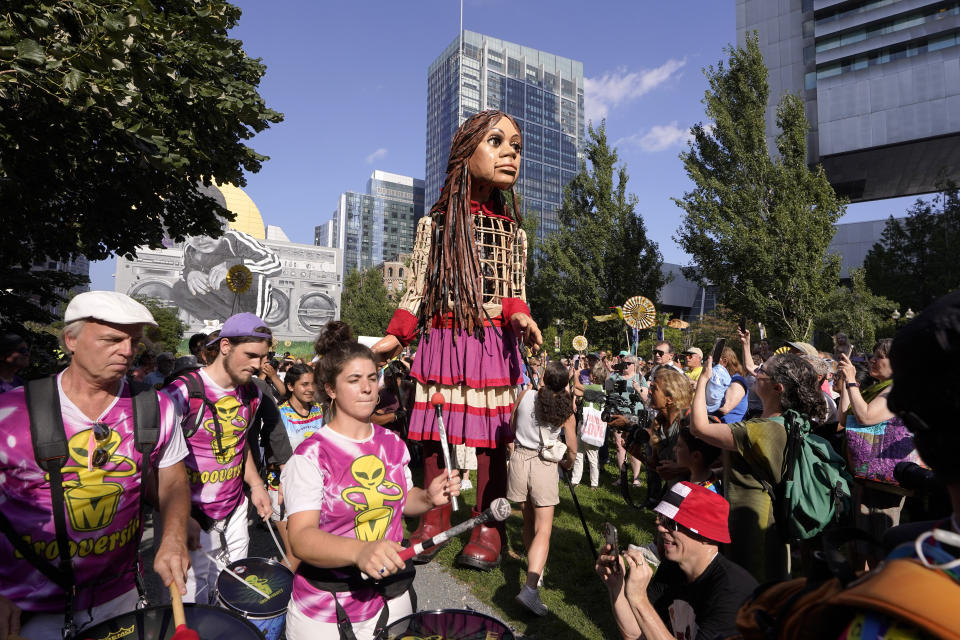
[816,267,896,353]
[529,123,666,351]
[1,1,282,333]
[339,268,396,338]
[674,33,845,342]
[135,296,186,353]
[863,183,960,313]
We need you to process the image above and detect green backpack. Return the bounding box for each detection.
[764,409,852,541]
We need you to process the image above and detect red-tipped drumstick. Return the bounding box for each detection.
[430,392,458,512]
[169,584,200,640]
[399,498,511,561]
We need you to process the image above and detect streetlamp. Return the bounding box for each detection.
[905,308,915,321]
[891,309,901,324]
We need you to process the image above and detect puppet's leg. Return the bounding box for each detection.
[408,440,452,563]
[456,445,507,570]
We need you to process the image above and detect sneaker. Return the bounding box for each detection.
[460,476,473,491]
[516,586,548,616]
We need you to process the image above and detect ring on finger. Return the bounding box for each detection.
[378,566,386,575]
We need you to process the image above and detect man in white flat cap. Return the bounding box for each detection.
[0,291,192,639]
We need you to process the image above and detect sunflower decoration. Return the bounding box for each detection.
[572,335,588,352]
[622,296,657,330]
[225,264,252,294]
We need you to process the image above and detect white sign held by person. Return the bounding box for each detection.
[580,404,607,448]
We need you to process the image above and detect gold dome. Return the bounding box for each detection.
[216,181,265,239]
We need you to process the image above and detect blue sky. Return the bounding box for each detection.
[89,0,917,290]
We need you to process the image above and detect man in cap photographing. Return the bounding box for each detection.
[597,482,756,640]
[164,312,274,603]
[0,291,191,639]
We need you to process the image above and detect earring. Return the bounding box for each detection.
[329,398,336,415]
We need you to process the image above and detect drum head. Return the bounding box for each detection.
[75,604,263,640]
[216,557,293,617]
[377,608,515,640]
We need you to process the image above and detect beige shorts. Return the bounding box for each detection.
[507,446,560,507]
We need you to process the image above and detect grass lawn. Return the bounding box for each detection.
[406,451,658,639]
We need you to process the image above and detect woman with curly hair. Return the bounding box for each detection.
[506,360,576,615]
[372,110,542,570]
[690,353,826,582]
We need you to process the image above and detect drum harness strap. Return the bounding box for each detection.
[298,562,418,640]
[0,376,159,639]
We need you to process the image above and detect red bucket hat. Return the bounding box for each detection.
[654,481,731,544]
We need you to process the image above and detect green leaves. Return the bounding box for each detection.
[15,38,45,65]
[675,33,845,342]
[340,269,396,337]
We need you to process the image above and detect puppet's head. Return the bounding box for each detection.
[421,110,524,337]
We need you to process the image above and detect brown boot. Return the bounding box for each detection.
[456,507,503,570]
[409,503,451,564]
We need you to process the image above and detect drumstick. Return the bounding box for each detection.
[168,584,199,640]
[204,552,270,598]
[430,392,458,512]
[398,498,511,562]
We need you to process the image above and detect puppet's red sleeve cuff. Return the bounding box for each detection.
[386,309,418,345]
[502,298,531,322]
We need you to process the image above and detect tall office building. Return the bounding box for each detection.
[426,31,585,239]
[315,170,425,277]
[737,0,960,201]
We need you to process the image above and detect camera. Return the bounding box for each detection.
[894,461,936,491]
[601,389,639,422]
[622,409,657,449]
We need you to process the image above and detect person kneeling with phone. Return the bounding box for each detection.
[596,483,756,640]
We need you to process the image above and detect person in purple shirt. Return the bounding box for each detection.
[0,291,191,640]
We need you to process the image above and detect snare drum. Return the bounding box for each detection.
[75,604,263,640]
[376,608,516,640]
[216,557,293,640]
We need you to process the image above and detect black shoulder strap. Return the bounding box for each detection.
[129,380,160,455]
[23,376,77,597]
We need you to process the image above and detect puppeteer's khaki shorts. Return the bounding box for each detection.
[507,446,560,507]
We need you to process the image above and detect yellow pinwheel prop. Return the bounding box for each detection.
[572,335,588,352]
[226,264,252,294]
[622,296,657,330]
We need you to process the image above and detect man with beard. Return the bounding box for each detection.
[164,312,274,603]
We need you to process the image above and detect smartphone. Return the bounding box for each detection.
[738,317,747,333]
[602,522,619,556]
[710,338,726,365]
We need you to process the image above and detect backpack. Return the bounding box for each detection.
[735,527,960,640]
[762,409,852,541]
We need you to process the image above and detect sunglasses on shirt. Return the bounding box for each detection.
[90,422,112,467]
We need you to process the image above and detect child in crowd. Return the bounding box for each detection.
[674,426,722,494]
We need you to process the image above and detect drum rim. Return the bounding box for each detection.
[217,556,293,617]
[382,607,515,637]
[72,603,265,639]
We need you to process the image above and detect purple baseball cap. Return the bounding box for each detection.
[207,312,271,345]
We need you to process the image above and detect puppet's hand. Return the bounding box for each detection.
[510,313,542,350]
[371,335,402,364]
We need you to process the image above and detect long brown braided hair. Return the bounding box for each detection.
[418,110,523,339]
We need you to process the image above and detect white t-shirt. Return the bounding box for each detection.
[512,389,562,451]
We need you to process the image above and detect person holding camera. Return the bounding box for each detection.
[637,368,694,506]
[596,482,756,640]
[606,355,649,488]
[506,360,577,615]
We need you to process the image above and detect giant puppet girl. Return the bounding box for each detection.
[373,110,541,570]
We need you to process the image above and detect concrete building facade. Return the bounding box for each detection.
[737,0,960,201]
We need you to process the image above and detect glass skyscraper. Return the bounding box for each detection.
[315,170,425,278]
[426,30,585,239]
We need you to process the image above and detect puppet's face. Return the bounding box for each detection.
[468,116,522,191]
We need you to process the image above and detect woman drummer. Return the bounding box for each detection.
[281,321,460,639]
[372,109,542,570]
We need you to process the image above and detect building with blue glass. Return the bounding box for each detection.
[426,30,585,239]
[737,0,960,202]
[314,170,425,279]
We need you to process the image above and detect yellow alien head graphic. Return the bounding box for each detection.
[60,427,136,532]
[215,395,243,422]
[351,454,385,488]
[204,395,248,464]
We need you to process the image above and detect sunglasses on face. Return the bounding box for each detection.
[653,350,666,357]
[90,422,111,467]
[655,513,682,532]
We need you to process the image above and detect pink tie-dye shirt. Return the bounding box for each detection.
[0,375,187,612]
[164,369,261,520]
[281,424,412,624]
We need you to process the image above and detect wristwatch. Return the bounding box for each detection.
[846,382,860,389]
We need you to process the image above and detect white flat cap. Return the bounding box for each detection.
[64,291,158,327]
